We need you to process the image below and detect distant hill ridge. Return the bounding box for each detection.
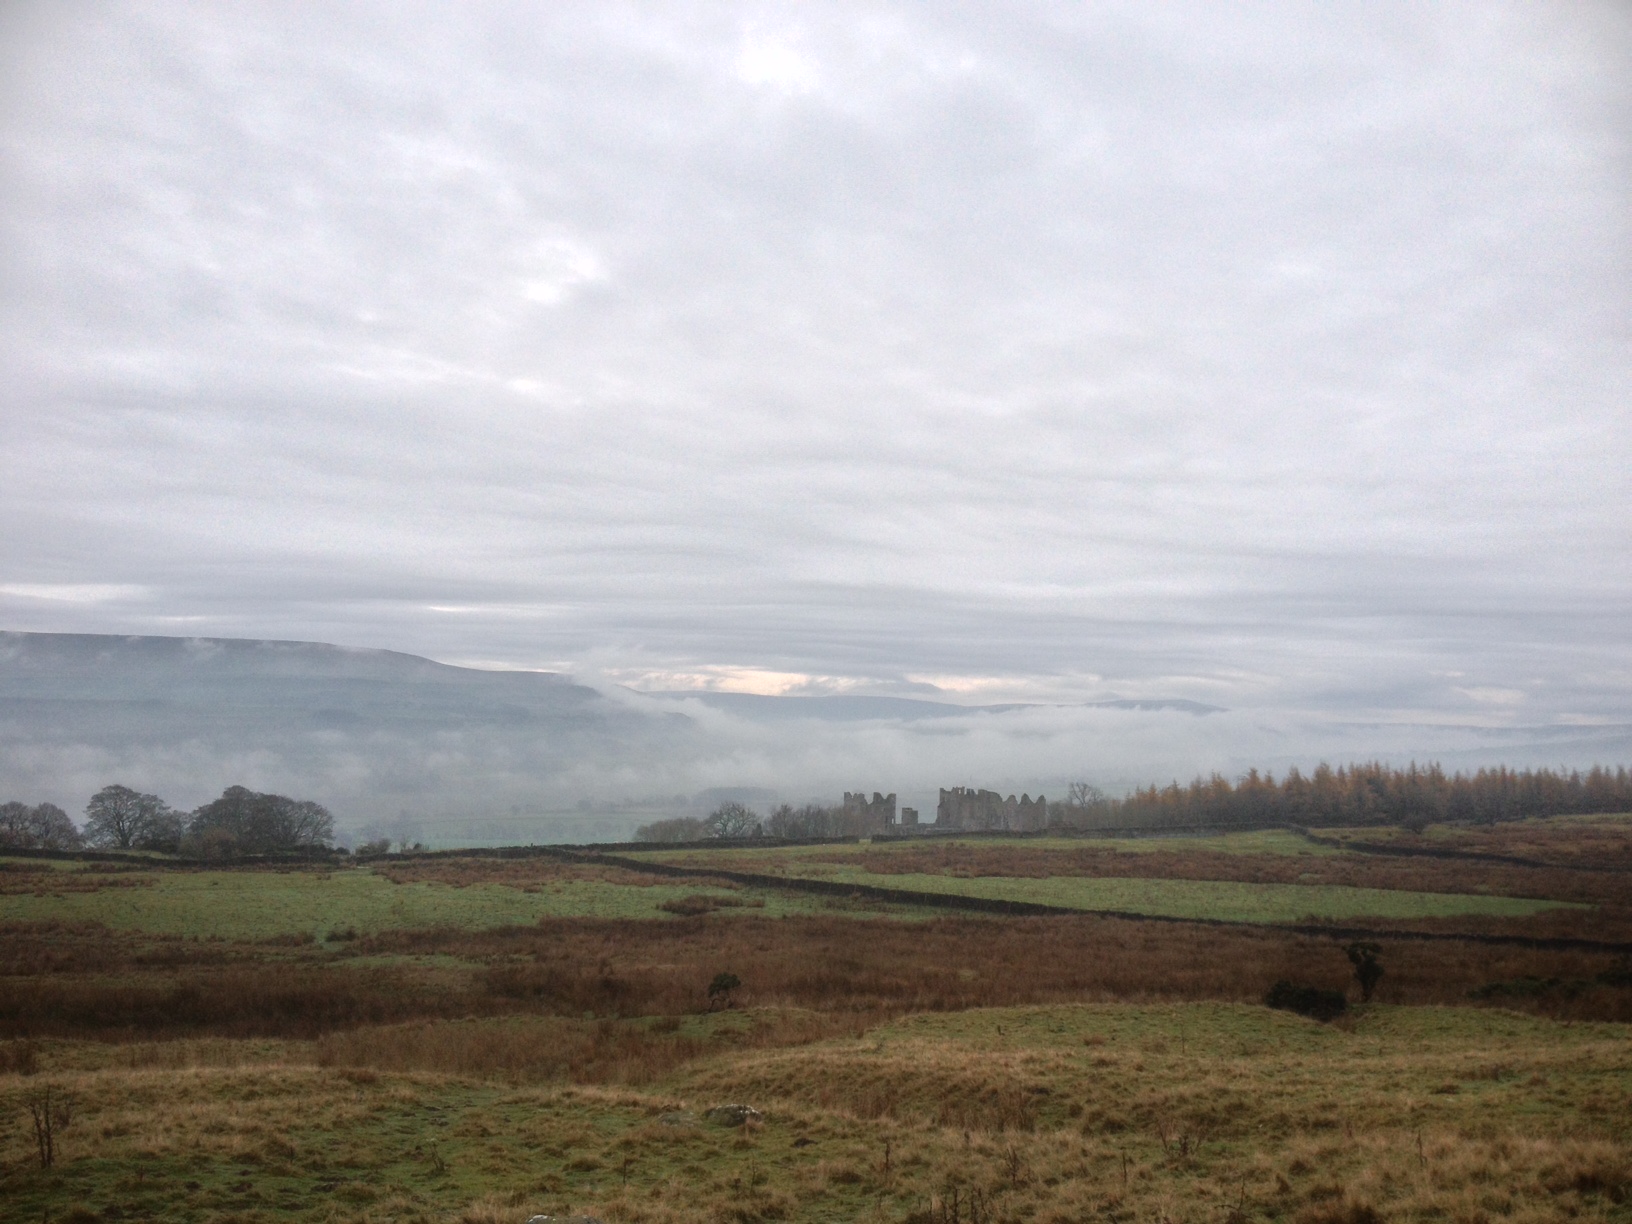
[0,632,636,830]
[0,631,571,688]
[0,630,1227,836]
[0,631,1221,718]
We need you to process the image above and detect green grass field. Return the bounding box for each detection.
[0,861,910,939]
[796,866,1581,922]
[0,833,1599,945]
[642,826,1340,861]
[627,835,1584,924]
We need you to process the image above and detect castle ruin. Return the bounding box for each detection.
[843,791,897,831]
[935,787,1049,832]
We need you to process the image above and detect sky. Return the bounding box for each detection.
[2,2,1629,745]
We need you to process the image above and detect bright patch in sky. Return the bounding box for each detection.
[0,585,149,605]
[735,30,820,93]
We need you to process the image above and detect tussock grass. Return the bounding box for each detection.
[312,1010,866,1086]
[6,907,1631,1044]
[2,1003,1627,1223]
[1359,811,1632,868]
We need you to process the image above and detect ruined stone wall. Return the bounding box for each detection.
[842,790,897,831]
[936,787,1049,831]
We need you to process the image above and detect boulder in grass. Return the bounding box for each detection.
[703,1104,763,1127]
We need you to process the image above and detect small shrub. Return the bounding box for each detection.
[1345,942,1384,1002]
[708,972,742,1010]
[1265,981,1347,1022]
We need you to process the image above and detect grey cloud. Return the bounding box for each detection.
[1,1,1629,770]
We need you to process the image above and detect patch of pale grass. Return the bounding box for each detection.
[4,1003,1627,1224]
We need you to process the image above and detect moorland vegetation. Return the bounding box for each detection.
[2,768,1631,1222]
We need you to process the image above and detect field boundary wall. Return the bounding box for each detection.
[561,848,1632,955]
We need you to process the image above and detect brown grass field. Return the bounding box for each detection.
[2,815,1630,1222]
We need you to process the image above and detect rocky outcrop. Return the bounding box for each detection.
[703,1104,763,1127]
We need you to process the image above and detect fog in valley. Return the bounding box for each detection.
[1,4,1627,840]
[3,631,1625,845]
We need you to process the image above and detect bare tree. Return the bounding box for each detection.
[1067,781,1107,807]
[705,801,761,838]
[84,784,178,849]
[0,802,33,847]
[0,801,82,850]
[763,803,840,838]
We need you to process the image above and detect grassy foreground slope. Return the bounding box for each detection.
[2,1003,1628,1223]
[4,817,1631,1222]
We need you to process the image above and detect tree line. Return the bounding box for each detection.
[0,784,335,856]
[1055,762,1632,831]
[635,800,890,843]
[634,762,1632,842]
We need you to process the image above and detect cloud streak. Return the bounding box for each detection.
[0,2,1628,749]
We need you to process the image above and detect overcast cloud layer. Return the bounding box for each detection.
[2,3,1629,751]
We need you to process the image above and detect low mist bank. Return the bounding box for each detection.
[3,631,1628,845]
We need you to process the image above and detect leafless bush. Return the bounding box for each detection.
[26,1083,74,1167]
